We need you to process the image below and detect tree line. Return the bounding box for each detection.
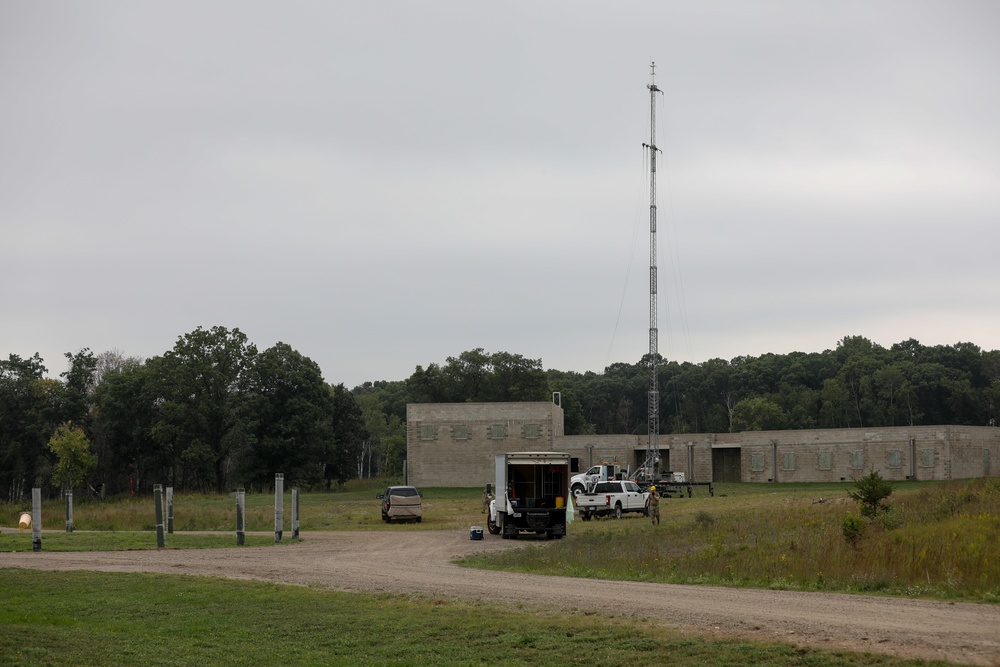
[3,332,998,501]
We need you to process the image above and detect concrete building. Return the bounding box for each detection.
[406,396,1000,487]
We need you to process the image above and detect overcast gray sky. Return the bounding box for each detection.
[2,1,998,388]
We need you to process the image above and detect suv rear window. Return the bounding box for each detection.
[387,487,418,497]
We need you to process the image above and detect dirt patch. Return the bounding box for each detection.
[2,530,997,665]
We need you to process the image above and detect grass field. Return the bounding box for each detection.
[0,569,949,667]
[2,479,992,665]
[462,477,1000,603]
[3,478,998,602]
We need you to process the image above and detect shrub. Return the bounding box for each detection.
[848,469,894,518]
[842,513,864,547]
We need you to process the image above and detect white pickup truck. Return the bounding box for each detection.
[576,480,649,520]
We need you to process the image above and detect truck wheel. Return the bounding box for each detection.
[582,512,592,521]
[571,484,585,497]
[415,517,422,523]
[614,503,623,520]
[487,514,500,535]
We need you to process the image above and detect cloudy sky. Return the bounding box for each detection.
[2,1,998,388]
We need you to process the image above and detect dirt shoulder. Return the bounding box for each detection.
[1,530,997,665]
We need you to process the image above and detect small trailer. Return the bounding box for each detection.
[487,451,570,540]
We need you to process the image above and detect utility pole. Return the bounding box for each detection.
[642,62,663,482]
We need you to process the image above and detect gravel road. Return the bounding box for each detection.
[2,530,998,665]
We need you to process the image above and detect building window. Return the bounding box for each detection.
[751,453,766,472]
[920,449,935,468]
[817,452,832,470]
[523,423,541,439]
[887,450,903,469]
[850,451,864,470]
[452,424,468,440]
[419,425,436,441]
[489,424,506,440]
[781,452,795,471]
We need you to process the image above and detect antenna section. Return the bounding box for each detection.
[642,61,663,483]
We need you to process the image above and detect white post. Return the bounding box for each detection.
[292,488,299,539]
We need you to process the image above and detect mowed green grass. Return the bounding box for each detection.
[0,569,948,667]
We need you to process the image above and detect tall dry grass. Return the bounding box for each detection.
[466,478,1000,602]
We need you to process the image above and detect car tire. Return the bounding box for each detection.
[571,484,585,497]
[487,514,500,535]
[614,503,623,520]
[415,517,422,523]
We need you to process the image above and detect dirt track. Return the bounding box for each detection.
[2,530,998,665]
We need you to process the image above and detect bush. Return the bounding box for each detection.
[842,513,864,547]
[848,469,894,518]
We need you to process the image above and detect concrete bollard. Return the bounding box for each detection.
[31,488,42,552]
[166,486,174,533]
[154,484,165,548]
[65,487,74,533]
[236,488,246,546]
[274,473,284,543]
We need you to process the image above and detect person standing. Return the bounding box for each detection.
[481,484,493,513]
[647,485,661,525]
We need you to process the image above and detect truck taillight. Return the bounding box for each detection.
[605,495,611,505]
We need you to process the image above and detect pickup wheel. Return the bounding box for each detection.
[486,513,500,535]
[571,484,585,497]
[614,502,623,520]
[582,512,592,521]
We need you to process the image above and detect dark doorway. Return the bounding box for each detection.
[712,447,741,482]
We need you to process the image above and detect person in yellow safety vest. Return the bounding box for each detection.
[646,485,661,525]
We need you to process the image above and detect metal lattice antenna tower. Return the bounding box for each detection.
[642,62,663,481]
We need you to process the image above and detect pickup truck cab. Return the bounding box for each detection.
[576,480,648,520]
[570,464,620,497]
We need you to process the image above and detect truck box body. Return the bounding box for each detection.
[493,452,569,539]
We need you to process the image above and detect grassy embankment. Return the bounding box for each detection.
[463,477,1000,603]
[0,569,949,667]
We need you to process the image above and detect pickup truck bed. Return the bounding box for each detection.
[576,480,649,520]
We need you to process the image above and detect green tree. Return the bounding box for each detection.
[848,469,894,518]
[326,384,367,486]
[93,358,159,494]
[156,326,257,492]
[239,343,333,490]
[47,422,97,490]
[60,348,97,427]
[731,396,787,431]
[0,354,65,500]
